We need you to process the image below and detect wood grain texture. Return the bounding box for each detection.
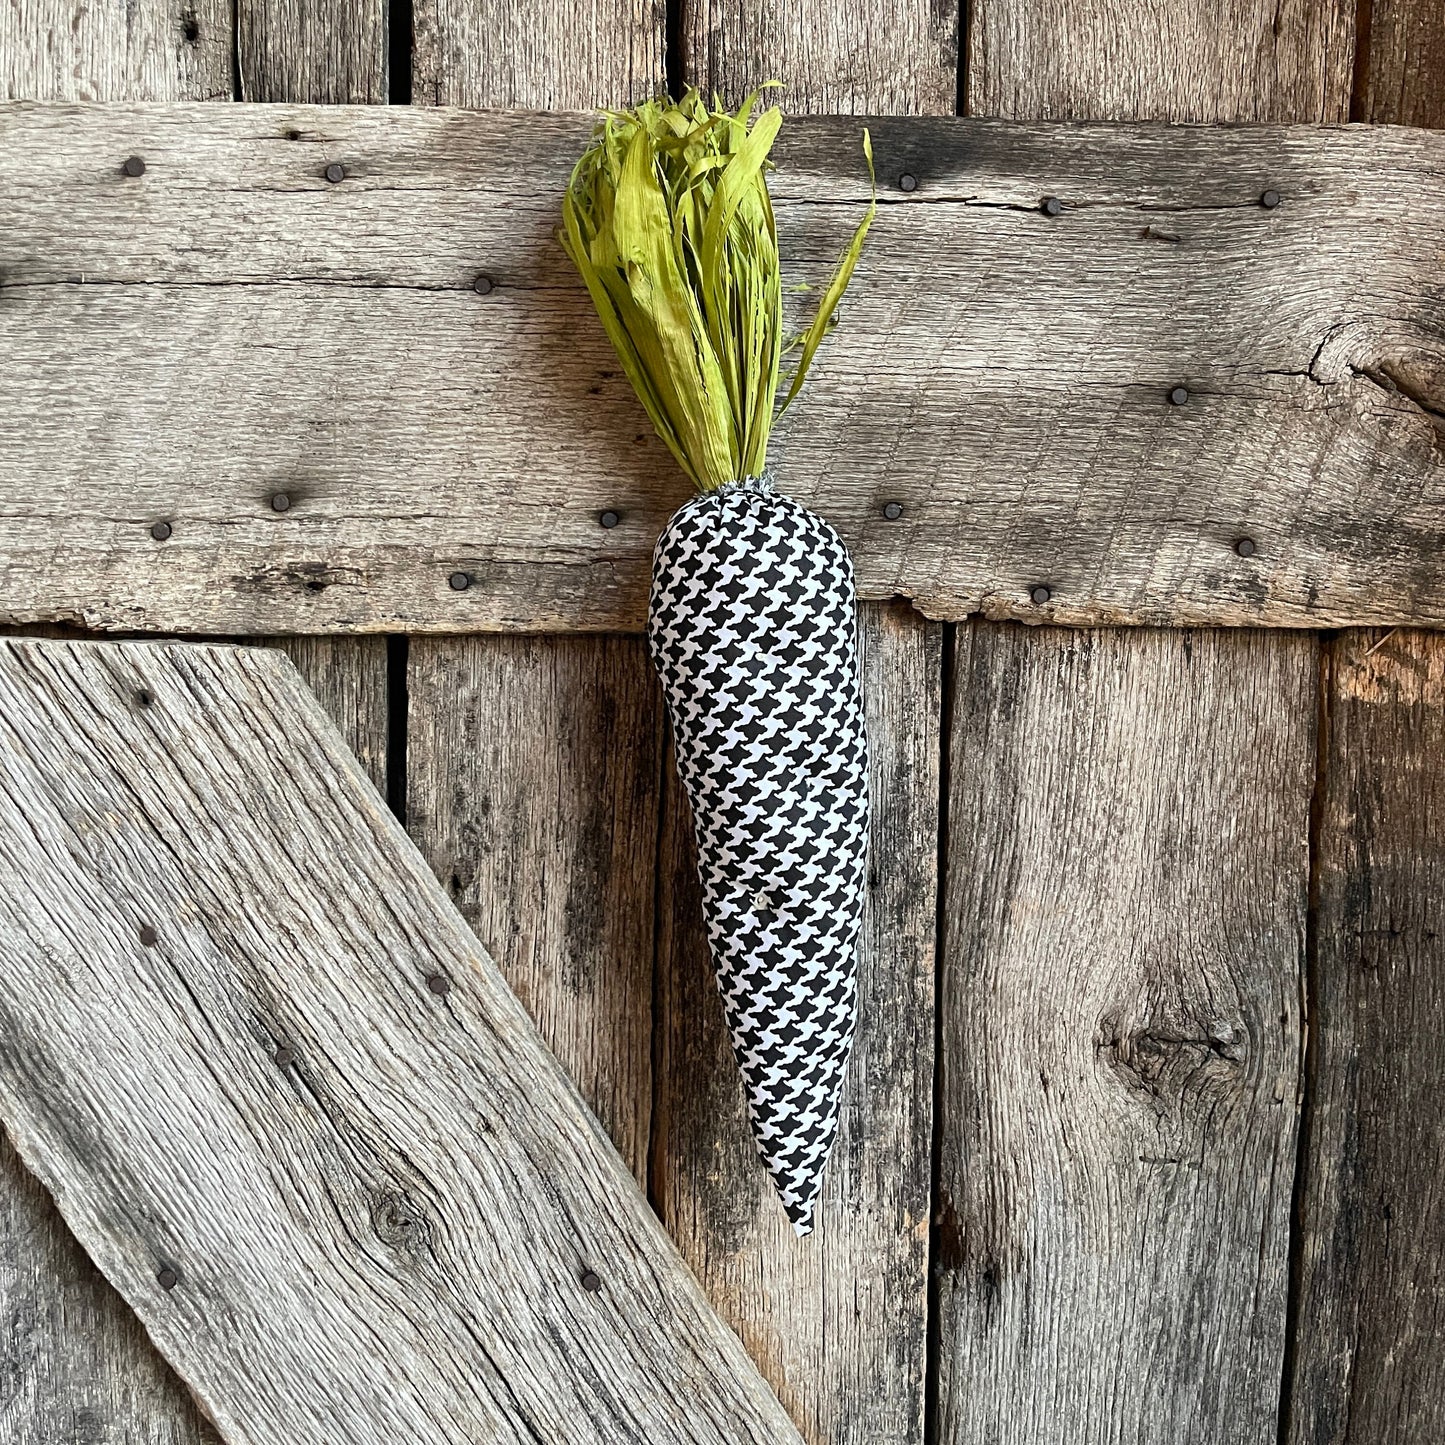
[0,637,804,1445]
[412,0,664,108]
[1284,21,1445,1445]
[405,635,662,1181]
[655,604,940,1445]
[4,104,1445,635]
[1286,631,1445,1445]
[967,0,1355,122]
[237,0,387,103]
[681,0,956,114]
[0,0,232,102]
[1354,0,1445,129]
[0,1127,219,1445]
[258,635,389,793]
[935,627,1315,1444]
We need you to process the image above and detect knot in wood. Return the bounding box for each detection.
[370,1189,432,1252]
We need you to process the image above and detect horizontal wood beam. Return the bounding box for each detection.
[2,103,1443,633]
[0,637,803,1445]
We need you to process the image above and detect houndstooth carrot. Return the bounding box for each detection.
[561,90,874,1234]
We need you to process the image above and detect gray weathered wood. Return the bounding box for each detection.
[401,0,667,1214]
[259,635,389,793]
[682,0,956,114]
[968,0,1354,122]
[936,626,1316,1443]
[405,635,662,1180]
[1284,24,1445,1445]
[0,1,232,102]
[4,103,1445,634]
[0,1126,219,1445]
[0,637,803,1445]
[655,603,939,1445]
[237,0,387,103]
[1287,630,1445,1444]
[413,0,663,108]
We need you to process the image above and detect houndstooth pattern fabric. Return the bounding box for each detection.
[648,475,869,1234]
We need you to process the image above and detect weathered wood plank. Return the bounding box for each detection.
[681,0,956,114]
[655,603,939,1445]
[1287,631,1445,1444]
[0,19,230,1445]
[0,1126,219,1445]
[4,104,1445,634]
[401,0,666,1217]
[0,637,803,1445]
[236,0,388,103]
[413,0,663,108]
[935,626,1316,1443]
[405,635,661,1180]
[0,1,232,102]
[258,635,389,794]
[938,6,1338,1442]
[1285,19,1445,1444]
[967,0,1355,122]
[1352,0,1445,130]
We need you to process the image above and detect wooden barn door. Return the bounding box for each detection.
[3,0,1444,1442]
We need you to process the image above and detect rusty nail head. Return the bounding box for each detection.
[883,502,904,521]
[324,163,346,184]
[1260,189,1281,209]
[1041,196,1063,217]
[1235,536,1257,558]
[157,1267,178,1290]
[1030,585,1052,605]
[426,973,450,995]
[473,274,495,295]
[270,492,291,513]
[898,172,918,192]
[138,924,159,947]
[150,520,172,541]
[274,1044,296,1067]
[448,571,471,592]
[581,1269,602,1293]
[599,509,621,529]
[123,156,146,178]
[1168,386,1190,406]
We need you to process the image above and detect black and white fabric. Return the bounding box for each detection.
[647,475,869,1234]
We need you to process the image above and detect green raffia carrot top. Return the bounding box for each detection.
[559,88,876,492]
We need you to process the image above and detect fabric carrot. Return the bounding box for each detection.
[561,90,874,1235]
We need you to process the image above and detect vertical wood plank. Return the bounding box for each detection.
[237,0,388,102]
[1353,0,1445,129]
[0,0,232,101]
[0,1129,218,1445]
[412,0,664,108]
[937,627,1316,1444]
[257,636,389,795]
[401,4,666,1182]
[967,0,1354,121]
[405,636,662,1177]
[1288,632,1445,1444]
[655,604,940,1445]
[1286,28,1445,1445]
[682,0,956,114]
[655,17,949,1443]
[938,6,1343,1440]
[0,13,228,1445]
